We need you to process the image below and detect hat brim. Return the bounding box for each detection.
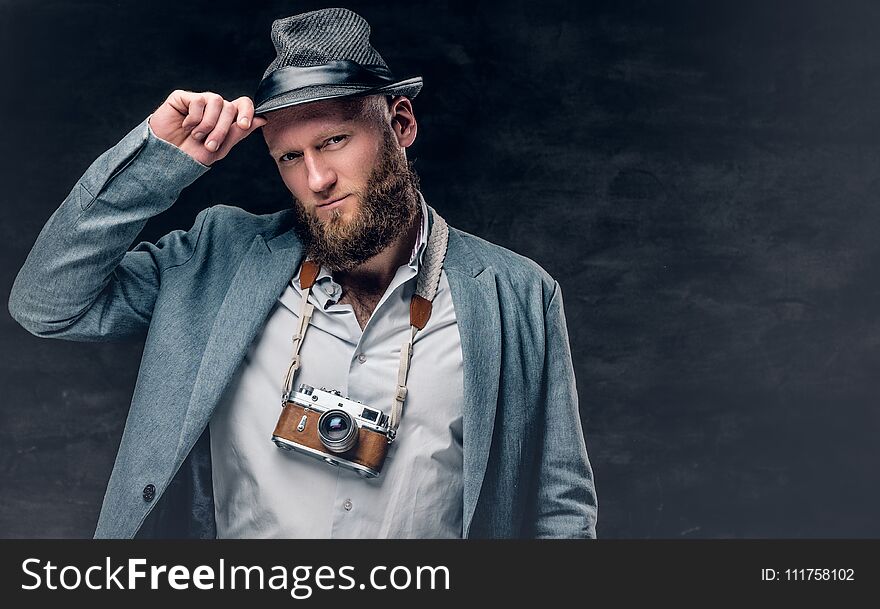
[253,76,423,116]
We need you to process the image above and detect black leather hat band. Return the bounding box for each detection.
[255,60,396,107]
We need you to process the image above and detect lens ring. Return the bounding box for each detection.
[317,409,359,453]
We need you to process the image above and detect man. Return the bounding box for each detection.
[8,8,597,538]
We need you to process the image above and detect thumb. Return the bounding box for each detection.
[238,114,268,138]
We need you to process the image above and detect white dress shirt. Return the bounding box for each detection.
[209,194,465,538]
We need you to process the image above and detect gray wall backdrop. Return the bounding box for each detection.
[2,0,880,537]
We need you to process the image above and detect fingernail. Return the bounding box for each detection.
[206,140,218,151]
[193,132,206,141]
[239,117,250,128]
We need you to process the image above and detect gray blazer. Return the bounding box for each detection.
[8,118,598,538]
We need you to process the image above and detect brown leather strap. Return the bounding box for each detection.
[410,294,432,330]
[299,260,320,289]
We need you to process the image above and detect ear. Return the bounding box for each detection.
[388,96,418,148]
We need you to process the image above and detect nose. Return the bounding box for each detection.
[304,151,337,194]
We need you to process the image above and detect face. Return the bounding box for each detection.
[262,95,421,272]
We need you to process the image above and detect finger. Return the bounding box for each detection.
[191,93,224,143]
[180,96,206,131]
[218,98,265,149]
[214,113,267,158]
[166,89,209,128]
[231,96,256,130]
[233,99,268,131]
[230,96,267,131]
[203,100,239,152]
[216,116,266,158]
[165,89,198,116]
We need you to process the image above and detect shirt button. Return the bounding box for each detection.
[357,353,367,364]
[142,484,156,502]
[343,499,353,511]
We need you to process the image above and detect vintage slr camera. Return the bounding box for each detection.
[272,384,391,478]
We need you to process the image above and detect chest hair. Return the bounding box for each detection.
[338,288,384,331]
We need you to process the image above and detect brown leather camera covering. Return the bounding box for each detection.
[274,401,389,472]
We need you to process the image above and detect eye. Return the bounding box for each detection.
[323,135,347,147]
[278,152,301,163]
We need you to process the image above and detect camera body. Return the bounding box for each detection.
[272,384,391,478]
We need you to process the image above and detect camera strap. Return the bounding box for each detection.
[281,205,450,442]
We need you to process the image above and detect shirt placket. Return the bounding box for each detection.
[325,263,417,537]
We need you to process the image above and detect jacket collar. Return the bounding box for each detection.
[177,206,500,538]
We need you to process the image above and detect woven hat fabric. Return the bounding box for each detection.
[254,7,422,114]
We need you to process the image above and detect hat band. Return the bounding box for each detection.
[254,60,396,108]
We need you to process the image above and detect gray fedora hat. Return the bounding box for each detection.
[253,7,423,116]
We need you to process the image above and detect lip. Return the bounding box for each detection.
[317,194,350,209]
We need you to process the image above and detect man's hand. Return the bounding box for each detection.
[148,90,268,166]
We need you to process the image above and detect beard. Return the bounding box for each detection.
[288,124,422,272]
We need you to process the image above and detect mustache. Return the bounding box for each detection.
[287,130,421,272]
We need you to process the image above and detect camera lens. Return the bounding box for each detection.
[325,415,349,439]
[317,409,359,453]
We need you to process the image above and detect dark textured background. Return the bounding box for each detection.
[2,0,880,538]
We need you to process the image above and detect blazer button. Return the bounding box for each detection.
[142,484,156,502]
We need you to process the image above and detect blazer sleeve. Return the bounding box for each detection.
[7,117,211,342]
[532,279,599,538]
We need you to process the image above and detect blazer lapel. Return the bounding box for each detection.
[444,228,502,538]
[175,228,304,462]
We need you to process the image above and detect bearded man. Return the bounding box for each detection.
[8,8,598,539]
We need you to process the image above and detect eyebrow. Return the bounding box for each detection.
[269,121,356,157]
